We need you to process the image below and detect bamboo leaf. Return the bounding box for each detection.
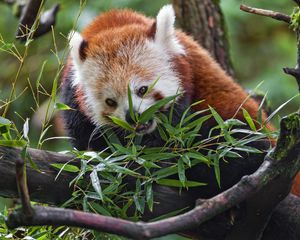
[109,116,134,131]
[156,179,206,187]
[90,169,103,201]
[127,85,136,122]
[139,94,180,123]
[242,108,256,131]
[54,102,73,110]
[51,163,80,173]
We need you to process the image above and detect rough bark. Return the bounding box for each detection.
[0,146,75,205]
[172,0,235,77]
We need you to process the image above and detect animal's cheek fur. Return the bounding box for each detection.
[101,111,113,122]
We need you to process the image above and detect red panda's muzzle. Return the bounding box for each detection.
[125,110,156,135]
[136,119,155,134]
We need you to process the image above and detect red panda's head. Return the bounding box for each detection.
[68,5,186,134]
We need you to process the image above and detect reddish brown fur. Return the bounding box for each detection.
[65,8,300,195]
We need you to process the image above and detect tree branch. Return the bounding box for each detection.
[5,113,300,239]
[0,146,76,205]
[15,0,60,41]
[240,5,291,24]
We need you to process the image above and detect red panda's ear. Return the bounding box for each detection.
[154,5,185,55]
[68,31,88,67]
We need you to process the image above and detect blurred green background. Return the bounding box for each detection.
[0,0,299,239]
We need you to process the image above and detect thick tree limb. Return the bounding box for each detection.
[240,5,291,24]
[4,113,300,239]
[0,146,75,205]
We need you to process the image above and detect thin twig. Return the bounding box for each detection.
[240,4,291,23]
[16,0,44,41]
[15,159,33,217]
[15,0,60,41]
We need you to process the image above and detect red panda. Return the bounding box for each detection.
[60,4,296,227]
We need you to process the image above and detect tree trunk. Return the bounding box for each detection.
[172,0,235,77]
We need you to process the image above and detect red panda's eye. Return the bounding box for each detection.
[137,86,148,97]
[105,98,117,107]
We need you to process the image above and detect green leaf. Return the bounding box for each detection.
[112,165,140,176]
[234,146,262,153]
[112,143,132,155]
[224,119,247,127]
[36,60,47,90]
[257,92,268,124]
[109,116,134,131]
[242,108,256,131]
[184,152,210,164]
[181,109,209,125]
[264,94,299,124]
[212,153,221,188]
[209,106,225,128]
[156,179,206,187]
[145,182,153,212]
[178,158,186,186]
[0,117,11,126]
[133,195,145,214]
[54,102,73,110]
[127,85,136,122]
[0,140,27,147]
[90,202,112,216]
[51,163,80,173]
[182,154,191,167]
[139,94,180,123]
[1,43,13,50]
[145,76,160,96]
[153,165,178,179]
[90,169,103,201]
[157,124,168,141]
[185,115,211,129]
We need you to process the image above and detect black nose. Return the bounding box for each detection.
[125,110,139,125]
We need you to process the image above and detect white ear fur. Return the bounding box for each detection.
[68,31,84,67]
[155,5,185,55]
